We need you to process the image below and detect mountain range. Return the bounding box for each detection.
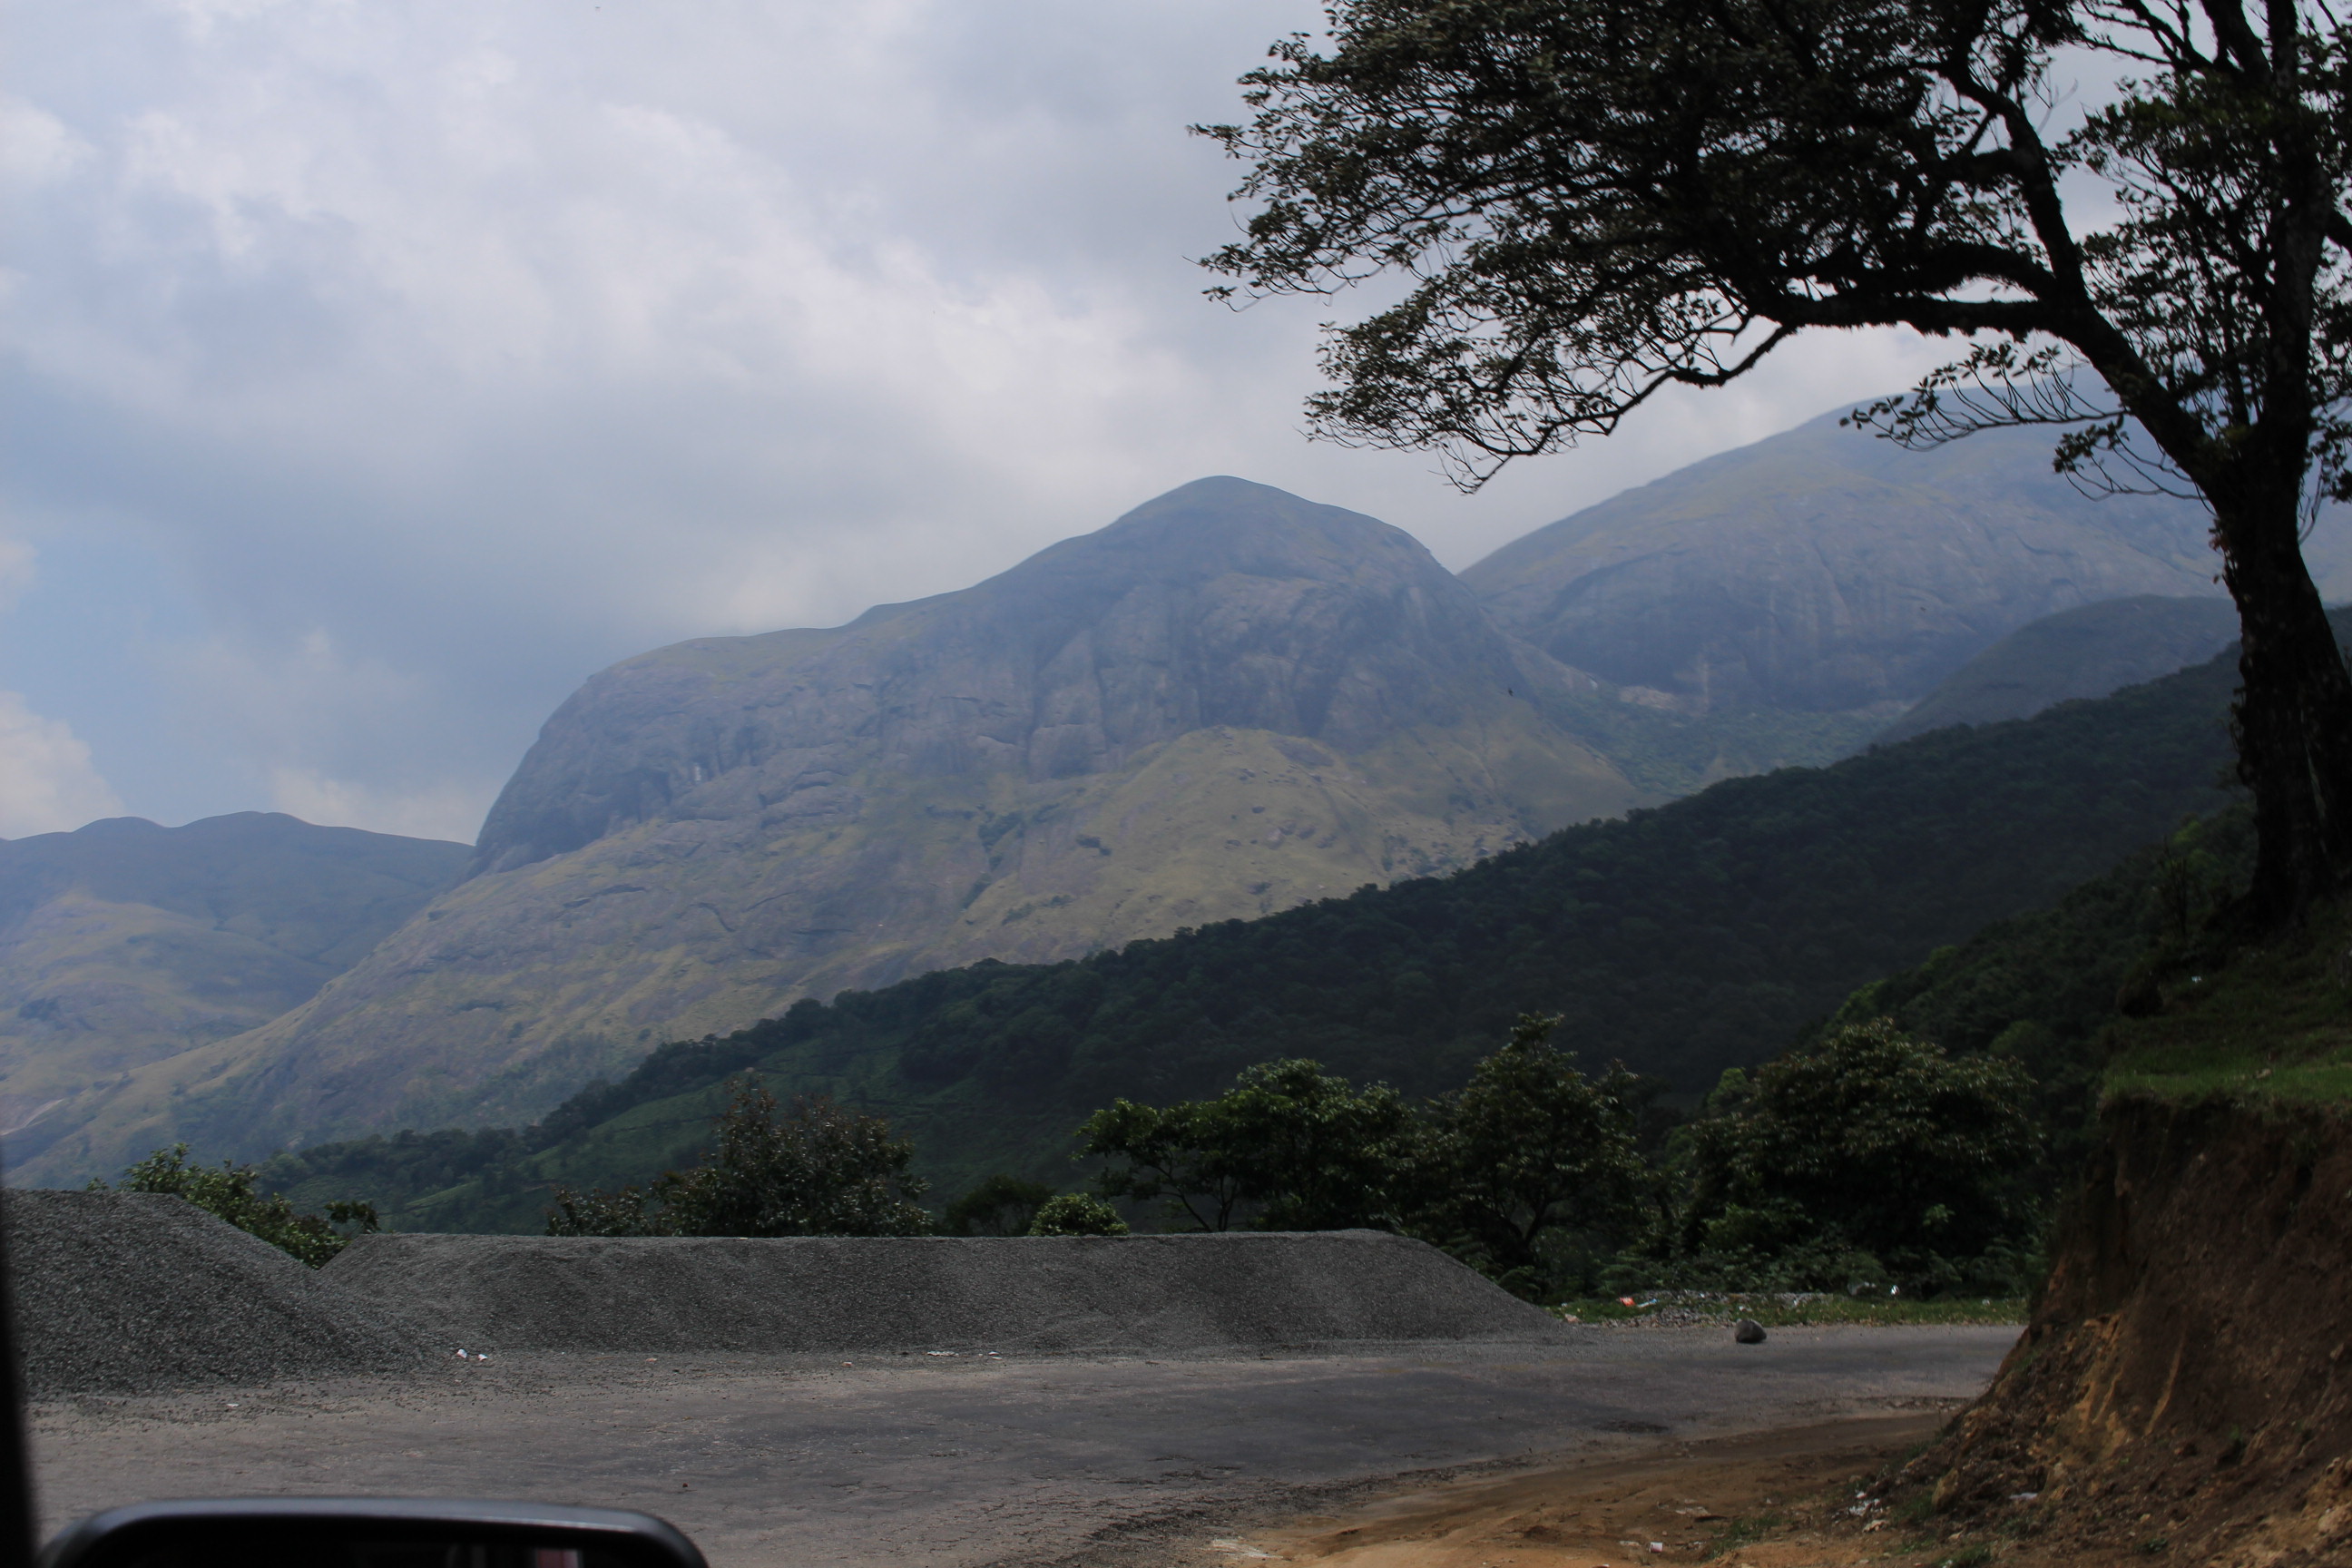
[9,402,2319,1188]
[264,629,2256,1230]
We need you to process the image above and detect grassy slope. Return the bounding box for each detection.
[2100,903,2352,1104]
[1826,802,2352,1117]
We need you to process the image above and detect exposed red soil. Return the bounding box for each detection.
[1891,1095,2352,1565]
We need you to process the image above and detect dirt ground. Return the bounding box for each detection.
[1159,1413,1948,1568]
[28,1326,2015,1568]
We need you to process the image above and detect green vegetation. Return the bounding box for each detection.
[1082,1058,1416,1232]
[544,1080,929,1238]
[941,1174,1054,1236]
[2100,897,2352,1105]
[1825,800,2352,1118]
[1658,1020,2042,1295]
[1072,1014,2033,1299]
[91,1143,377,1268]
[260,641,2247,1231]
[1025,1194,1129,1237]
[1412,1017,1644,1290]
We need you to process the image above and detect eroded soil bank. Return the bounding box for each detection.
[1890,1095,2352,1565]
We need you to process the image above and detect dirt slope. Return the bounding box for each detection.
[1897,1096,2352,1565]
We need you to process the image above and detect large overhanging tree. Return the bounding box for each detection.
[1200,1,2352,923]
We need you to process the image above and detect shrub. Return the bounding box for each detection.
[547,1076,930,1237]
[1027,1193,1129,1236]
[942,1173,1054,1236]
[1670,1019,2041,1293]
[1078,1057,1414,1230]
[93,1144,376,1268]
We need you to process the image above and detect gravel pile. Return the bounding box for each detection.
[4,1190,434,1397]
[321,1230,1568,1355]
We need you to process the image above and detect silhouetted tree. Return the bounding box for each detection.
[1203,0,2352,920]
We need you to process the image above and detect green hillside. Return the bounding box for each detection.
[261,632,2253,1232]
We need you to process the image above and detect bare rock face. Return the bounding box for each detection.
[30,480,1641,1176]
[471,475,1600,877]
[1461,414,2230,715]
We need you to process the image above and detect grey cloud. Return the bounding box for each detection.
[0,0,1960,840]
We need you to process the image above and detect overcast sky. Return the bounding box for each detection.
[1,0,1963,844]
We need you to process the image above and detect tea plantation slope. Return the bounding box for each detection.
[273,642,2249,1230]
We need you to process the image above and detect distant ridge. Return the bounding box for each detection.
[1465,412,2230,714]
[0,813,468,1152]
[1877,595,2241,745]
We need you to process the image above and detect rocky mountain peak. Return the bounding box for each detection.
[473,477,1550,877]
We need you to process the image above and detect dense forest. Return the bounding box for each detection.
[263,639,2255,1231]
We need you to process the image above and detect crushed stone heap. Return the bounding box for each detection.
[5,1190,432,1397]
[321,1229,1570,1355]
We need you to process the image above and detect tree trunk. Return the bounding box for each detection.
[2220,491,2352,923]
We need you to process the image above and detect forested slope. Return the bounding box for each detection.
[268,639,2257,1230]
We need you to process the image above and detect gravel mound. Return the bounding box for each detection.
[322,1230,1568,1355]
[4,1190,433,1396]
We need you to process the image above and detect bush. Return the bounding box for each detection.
[1412,1014,1645,1293]
[93,1144,377,1268]
[1027,1193,1129,1236]
[547,1076,930,1237]
[942,1173,1054,1236]
[1078,1057,1414,1230]
[1665,1019,2042,1293]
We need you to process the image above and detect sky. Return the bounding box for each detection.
[0,0,1965,845]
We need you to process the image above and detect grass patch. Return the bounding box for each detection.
[1548,1294,2026,1327]
[2102,900,2352,1107]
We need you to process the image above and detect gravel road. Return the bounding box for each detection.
[29,1325,2017,1567]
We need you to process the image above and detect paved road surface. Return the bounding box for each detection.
[30,1325,2017,1567]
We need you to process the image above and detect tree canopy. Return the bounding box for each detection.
[1203,0,2351,918]
[1670,1019,2043,1291]
[544,1080,930,1238]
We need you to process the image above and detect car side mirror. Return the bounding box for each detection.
[37,1497,710,1568]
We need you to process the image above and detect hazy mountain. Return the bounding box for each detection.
[0,814,468,1151]
[1461,412,2236,714]
[17,479,1647,1179]
[1877,594,2242,745]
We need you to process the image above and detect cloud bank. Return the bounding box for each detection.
[2,1,1957,843]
